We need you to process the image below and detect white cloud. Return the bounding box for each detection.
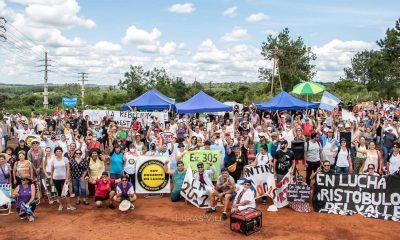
[221,27,249,42]
[245,12,270,22]
[167,3,195,14]
[265,29,278,36]
[122,25,162,45]
[194,40,229,63]
[313,39,375,82]
[94,41,122,52]
[160,42,177,55]
[223,6,237,17]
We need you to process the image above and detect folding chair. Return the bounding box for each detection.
[0,184,12,215]
[41,178,58,204]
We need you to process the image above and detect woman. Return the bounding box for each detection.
[354,136,368,173]
[58,134,69,154]
[133,133,145,155]
[0,154,11,184]
[69,150,89,205]
[12,177,36,222]
[87,148,105,197]
[365,163,380,176]
[363,141,383,174]
[146,143,157,156]
[124,144,138,188]
[253,145,272,167]
[113,174,136,209]
[322,129,337,169]
[13,151,33,186]
[15,139,30,156]
[334,138,353,174]
[362,127,375,146]
[51,146,75,211]
[89,171,119,209]
[188,136,198,151]
[42,147,56,204]
[109,144,124,180]
[387,142,400,175]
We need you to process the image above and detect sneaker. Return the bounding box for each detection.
[130,204,135,210]
[221,212,227,221]
[109,204,115,210]
[70,193,76,198]
[205,208,216,214]
[67,206,76,211]
[28,215,35,222]
[58,205,63,211]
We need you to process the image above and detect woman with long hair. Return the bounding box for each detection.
[13,151,33,186]
[363,141,383,175]
[87,148,105,197]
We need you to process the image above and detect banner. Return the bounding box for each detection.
[314,174,400,221]
[180,165,213,208]
[182,150,221,181]
[288,184,310,203]
[239,164,276,199]
[83,110,168,128]
[135,156,170,194]
[62,97,78,107]
[273,172,291,208]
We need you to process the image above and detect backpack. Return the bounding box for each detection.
[306,140,322,152]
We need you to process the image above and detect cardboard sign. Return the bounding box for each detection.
[288,184,311,203]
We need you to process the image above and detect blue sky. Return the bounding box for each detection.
[0,0,399,85]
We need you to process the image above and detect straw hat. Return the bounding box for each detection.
[119,200,131,212]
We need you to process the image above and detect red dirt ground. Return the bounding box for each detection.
[1,195,398,240]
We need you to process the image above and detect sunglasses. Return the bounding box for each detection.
[76,152,82,155]
[197,166,204,169]
[323,165,330,167]
[122,179,128,182]
[21,179,29,181]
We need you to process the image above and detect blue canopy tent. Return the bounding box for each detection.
[176,91,232,114]
[255,91,319,111]
[122,88,175,111]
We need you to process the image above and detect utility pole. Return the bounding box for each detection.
[38,52,52,109]
[78,72,88,107]
[270,47,283,95]
[0,17,7,42]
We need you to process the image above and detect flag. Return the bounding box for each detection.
[62,97,78,107]
[319,91,340,111]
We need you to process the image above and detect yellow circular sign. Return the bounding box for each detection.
[137,160,168,191]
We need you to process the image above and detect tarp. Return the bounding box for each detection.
[176,91,232,114]
[122,88,175,111]
[255,91,319,111]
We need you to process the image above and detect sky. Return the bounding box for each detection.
[0,0,399,85]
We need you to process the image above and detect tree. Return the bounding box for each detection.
[259,28,316,93]
[118,65,148,99]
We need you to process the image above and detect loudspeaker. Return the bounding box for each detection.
[291,140,305,160]
[340,132,352,149]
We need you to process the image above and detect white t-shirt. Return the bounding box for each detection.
[256,152,272,166]
[45,155,54,174]
[389,153,400,174]
[58,140,69,154]
[305,141,321,162]
[336,148,350,168]
[52,157,69,180]
[281,130,294,148]
[234,185,256,211]
[124,152,138,174]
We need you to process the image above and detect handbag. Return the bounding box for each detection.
[228,162,237,173]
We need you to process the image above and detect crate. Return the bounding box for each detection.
[230,208,262,235]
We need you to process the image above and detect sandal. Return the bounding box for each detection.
[83,200,89,205]
[76,200,81,205]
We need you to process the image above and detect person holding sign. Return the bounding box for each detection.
[206,167,235,220]
[164,160,187,202]
[194,161,215,189]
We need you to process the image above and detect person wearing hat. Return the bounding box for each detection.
[274,140,295,182]
[113,174,136,210]
[12,177,36,222]
[164,160,187,202]
[27,139,45,181]
[320,128,339,169]
[194,160,215,189]
[226,144,247,182]
[89,171,120,209]
[15,139,30,157]
[206,167,235,220]
[231,179,255,213]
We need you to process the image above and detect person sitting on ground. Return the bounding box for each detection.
[89,171,120,209]
[113,174,136,210]
[164,160,186,202]
[206,167,235,220]
[231,179,256,213]
[12,177,36,222]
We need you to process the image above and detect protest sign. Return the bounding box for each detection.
[314,174,400,221]
[240,164,276,199]
[83,110,168,128]
[182,150,221,181]
[62,97,78,107]
[180,165,213,208]
[135,156,170,194]
[273,172,291,208]
[288,184,311,203]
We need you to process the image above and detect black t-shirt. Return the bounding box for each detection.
[274,149,294,175]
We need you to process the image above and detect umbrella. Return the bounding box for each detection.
[292,81,325,110]
[292,81,325,95]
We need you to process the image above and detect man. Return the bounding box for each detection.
[226,144,247,182]
[206,168,235,220]
[304,132,323,185]
[0,117,11,149]
[231,179,256,213]
[382,127,397,165]
[113,174,136,209]
[27,139,45,180]
[274,140,295,182]
[194,161,215,189]
[164,160,187,202]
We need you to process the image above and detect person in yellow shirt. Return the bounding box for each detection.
[87,148,105,196]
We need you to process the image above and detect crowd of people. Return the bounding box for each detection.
[1,99,400,222]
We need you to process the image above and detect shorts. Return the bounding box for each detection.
[95,192,110,202]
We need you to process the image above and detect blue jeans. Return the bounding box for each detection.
[382,146,392,165]
[110,173,123,180]
[171,191,182,202]
[335,167,349,174]
[72,179,87,198]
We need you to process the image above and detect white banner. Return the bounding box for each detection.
[273,172,291,208]
[135,156,171,194]
[180,165,214,208]
[83,110,168,128]
[239,164,276,199]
